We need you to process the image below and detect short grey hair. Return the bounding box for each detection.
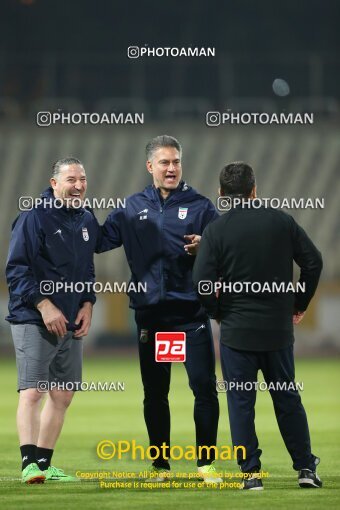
[51,157,84,178]
[145,135,182,161]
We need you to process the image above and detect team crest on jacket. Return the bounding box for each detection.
[178,207,188,220]
[82,227,89,241]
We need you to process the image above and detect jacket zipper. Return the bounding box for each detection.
[70,213,79,321]
[159,205,165,300]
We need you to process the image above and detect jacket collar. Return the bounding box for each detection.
[143,181,198,205]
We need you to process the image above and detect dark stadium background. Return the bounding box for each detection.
[0,0,339,356]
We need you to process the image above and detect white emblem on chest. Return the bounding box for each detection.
[178,207,188,220]
[82,227,89,241]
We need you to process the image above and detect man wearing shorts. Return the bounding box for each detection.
[6,158,97,483]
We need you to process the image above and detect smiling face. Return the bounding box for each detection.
[50,163,87,207]
[146,146,182,198]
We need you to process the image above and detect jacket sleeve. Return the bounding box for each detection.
[6,212,45,307]
[79,259,96,306]
[201,199,220,231]
[291,218,323,311]
[192,224,220,318]
[95,208,124,253]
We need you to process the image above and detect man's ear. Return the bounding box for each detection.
[248,185,256,199]
[218,187,222,197]
[146,160,153,175]
[50,177,57,190]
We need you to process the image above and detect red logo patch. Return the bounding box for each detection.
[155,332,186,362]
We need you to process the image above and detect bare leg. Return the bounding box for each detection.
[17,389,45,445]
[37,390,74,449]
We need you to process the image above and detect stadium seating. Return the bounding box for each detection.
[1,121,339,279]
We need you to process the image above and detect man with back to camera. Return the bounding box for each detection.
[193,162,323,490]
[96,135,221,482]
[6,158,98,483]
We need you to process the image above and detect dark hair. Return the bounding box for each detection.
[51,157,84,178]
[219,162,255,197]
[145,135,182,161]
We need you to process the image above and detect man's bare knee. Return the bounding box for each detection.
[48,389,75,409]
[19,388,45,405]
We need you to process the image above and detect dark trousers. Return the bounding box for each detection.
[220,344,318,472]
[137,321,219,468]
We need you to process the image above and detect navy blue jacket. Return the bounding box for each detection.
[6,188,98,326]
[96,182,219,310]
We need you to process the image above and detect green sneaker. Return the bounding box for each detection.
[198,463,223,484]
[44,465,77,482]
[22,463,45,484]
[145,466,171,482]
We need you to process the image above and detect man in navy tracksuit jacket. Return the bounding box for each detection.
[6,158,98,483]
[97,135,221,481]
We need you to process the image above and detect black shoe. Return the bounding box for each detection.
[298,469,323,488]
[241,473,264,491]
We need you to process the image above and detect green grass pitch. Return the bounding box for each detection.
[0,355,339,509]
